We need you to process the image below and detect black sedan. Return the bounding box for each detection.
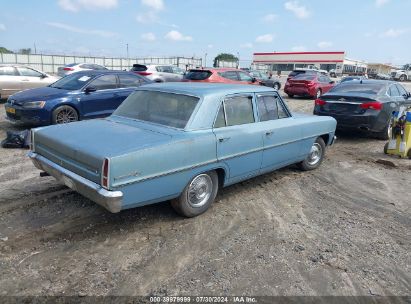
[249,70,281,90]
[314,80,411,139]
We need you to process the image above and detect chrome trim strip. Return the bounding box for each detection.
[28,152,123,213]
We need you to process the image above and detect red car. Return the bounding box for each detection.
[183,68,261,85]
[284,73,335,99]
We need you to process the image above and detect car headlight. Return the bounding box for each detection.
[23,101,46,109]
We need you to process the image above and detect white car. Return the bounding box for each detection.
[57,63,108,77]
[130,64,185,82]
[0,64,59,99]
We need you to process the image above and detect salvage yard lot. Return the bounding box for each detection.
[0,84,410,296]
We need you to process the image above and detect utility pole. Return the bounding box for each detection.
[34,42,37,54]
[237,52,240,68]
[126,43,129,68]
[204,53,207,67]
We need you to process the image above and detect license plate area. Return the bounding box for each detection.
[6,107,16,114]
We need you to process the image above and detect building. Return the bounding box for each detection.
[252,51,367,76]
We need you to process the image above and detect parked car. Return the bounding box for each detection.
[5,70,150,126]
[313,80,411,139]
[340,76,367,83]
[29,83,337,217]
[130,64,185,82]
[284,73,335,99]
[57,63,108,77]
[183,68,261,85]
[0,64,59,99]
[249,70,281,90]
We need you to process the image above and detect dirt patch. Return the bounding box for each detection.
[0,88,410,296]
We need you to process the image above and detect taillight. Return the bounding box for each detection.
[315,99,327,106]
[307,81,315,86]
[360,102,383,111]
[138,72,152,76]
[101,158,110,189]
[63,67,74,71]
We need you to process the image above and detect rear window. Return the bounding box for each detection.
[131,64,148,72]
[289,70,316,77]
[185,70,212,80]
[329,83,385,95]
[113,91,200,129]
[293,74,316,81]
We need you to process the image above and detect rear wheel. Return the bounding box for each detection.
[52,105,78,124]
[287,94,294,98]
[297,137,326,171]
[171,171,219,217]
[399,75,407,82]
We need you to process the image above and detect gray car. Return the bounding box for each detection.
[57,63,108,77]
[0,64,59,99]
[130,64,185,82]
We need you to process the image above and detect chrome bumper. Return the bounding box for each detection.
[28,152,123,213]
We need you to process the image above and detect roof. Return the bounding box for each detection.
[68,70,136,76]
[139,82,276,97]
[340,79,394,85]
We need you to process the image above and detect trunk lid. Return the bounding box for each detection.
[33,119,173,184]
[319,93,379,114]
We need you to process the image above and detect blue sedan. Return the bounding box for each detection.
[4,70,151,126]
[29,83,336,217]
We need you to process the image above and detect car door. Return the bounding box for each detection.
[256,94,303,171]
[16,67,48,90]
[172,66,185,81]
[212,94,263,183]
[0,66,21,98]
[158,66,175,82]
[237,71,257,85]
[80,74,120,118]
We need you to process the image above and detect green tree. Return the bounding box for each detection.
[213,53,238,67]
[0,47,14,54]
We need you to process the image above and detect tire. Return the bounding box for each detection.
[297,137,326,171]
[171,171,219,217]
[52,105,79,125]
[315,89,322,99]
[273,83,281,90]
[287,94,294,98]
[375,122,391,140]
[384,142,389,155]
[399,75,406,82]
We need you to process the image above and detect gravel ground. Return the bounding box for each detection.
[0,82,410,297]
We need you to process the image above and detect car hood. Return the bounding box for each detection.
[10,86,71,102]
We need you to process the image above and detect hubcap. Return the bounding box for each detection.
[307,143,322,166]
[187,174,213,208]
[56,108,77,124]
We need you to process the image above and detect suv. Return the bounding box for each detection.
[130,64,185,82]
[391,65,411,82]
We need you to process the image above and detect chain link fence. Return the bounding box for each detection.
[0,53,203,75]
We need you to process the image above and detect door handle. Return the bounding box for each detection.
[218,137,231,142]
[265,131,274,136]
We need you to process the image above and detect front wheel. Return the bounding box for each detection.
[171,171,219,217]
[297,137,326,171]
[273,83,281,90]
[52,105,79,124]
[399,75,406,82]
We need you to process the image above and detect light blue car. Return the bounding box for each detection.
[29,83,336,217]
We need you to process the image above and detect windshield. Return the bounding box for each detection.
[113,90,200,129]
[50,73,95,90]
[329,83,385,95]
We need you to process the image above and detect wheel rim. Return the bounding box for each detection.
[273,84,279,90]
[187,174,213,208]
[307,143,323,166]
[56,108,77,124]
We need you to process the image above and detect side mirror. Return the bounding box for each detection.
[85,86,97,94]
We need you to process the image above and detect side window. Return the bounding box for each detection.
[118,74,143,88]
[277,100,289,118]
[219,71,239,81]
[396,84,407,96]
[172,66,184,75]
[214,104,226,128]
[88,74,118,90]
[157,66,173,73]
[224,96,254,126]
[17,67,43,77]
[257,95,278,121]
[0,66,17,76]
[238,72,253,82]
[389,85,400,97]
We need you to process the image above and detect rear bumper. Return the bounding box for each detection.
[28,152,123,213]
[284,86,316,97]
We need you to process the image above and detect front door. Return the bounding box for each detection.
[256,94,303,171]
[212,94,263,183]
[80,74,120,119]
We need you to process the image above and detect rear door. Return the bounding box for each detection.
[0,66,21,97]
[212,94,263,183]
[80,74,120,118]
[16,67,48,90]
[256,94,303,170]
